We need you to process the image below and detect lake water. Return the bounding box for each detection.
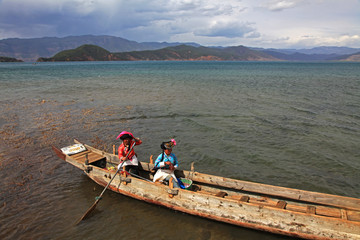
[1,61,359,240]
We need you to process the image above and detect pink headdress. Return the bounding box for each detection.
[116,131,134,140]
[161,139,177,150]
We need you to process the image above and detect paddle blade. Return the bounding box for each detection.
[75,199,100,225]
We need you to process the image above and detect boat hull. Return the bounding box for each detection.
[53,141,360,240]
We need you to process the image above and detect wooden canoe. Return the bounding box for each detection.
[52,140,360,240]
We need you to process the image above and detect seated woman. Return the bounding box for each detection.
[117,131,142,175]
[153,139,180,188]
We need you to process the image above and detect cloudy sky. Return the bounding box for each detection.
[0,0,359,48]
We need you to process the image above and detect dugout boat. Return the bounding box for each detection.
[52,139,360,240]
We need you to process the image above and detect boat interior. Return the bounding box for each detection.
[54,143,360,224]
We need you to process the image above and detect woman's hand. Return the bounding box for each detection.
[165,161,174,170]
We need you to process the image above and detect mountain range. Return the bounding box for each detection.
[37,44,278,62]
[1,35,360,62]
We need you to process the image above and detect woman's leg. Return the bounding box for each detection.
[164,175,180,188]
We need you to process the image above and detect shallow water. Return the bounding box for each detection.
[0,61,359,239]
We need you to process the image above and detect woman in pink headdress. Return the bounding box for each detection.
[117,131,142,175]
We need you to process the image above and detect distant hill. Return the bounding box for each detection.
[332,52,360,61]
[37,45,113,62]
[112,45,278,61]
[0,56,23,62]
[0,35,200,62]
[290,46,360,55]
[222,46,279,61]
[255,46,360,55]
[261,50,339,61]
[37,44,278,62]
[255,46,360,61]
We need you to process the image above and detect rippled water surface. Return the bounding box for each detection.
[1,61,359,240]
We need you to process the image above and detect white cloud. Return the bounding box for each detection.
[194,20,257,38]
[294,34,360,48]
[262,0,307,11]
[0,0,359,48]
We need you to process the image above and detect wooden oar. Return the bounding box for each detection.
[126,171,153,183]
[76,141,136,224]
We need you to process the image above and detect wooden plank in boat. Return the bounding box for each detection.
[316,206,341,218]
[224,189,356,221]
[231,191,352,220]
[347,210,360,222]
[279,203,307,213]
[71,151,105,164]
[71,150,91,158]
[188,172,360,211]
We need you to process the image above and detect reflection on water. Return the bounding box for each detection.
[0,61,359,239]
